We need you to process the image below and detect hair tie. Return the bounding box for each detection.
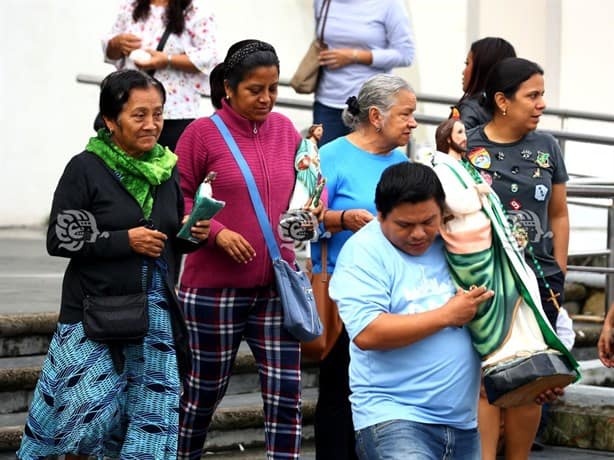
[346,96,360,116]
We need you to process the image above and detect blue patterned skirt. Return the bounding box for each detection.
[17,262,180,459]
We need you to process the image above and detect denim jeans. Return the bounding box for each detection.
[313,101,351,147]
[355,419,480,460]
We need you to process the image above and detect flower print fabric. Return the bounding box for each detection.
[103,0,219,119]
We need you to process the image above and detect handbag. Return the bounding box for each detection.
[289,0,331,94]
[82,261,152,343]
[210,114,323,342]
[93,25,173,131]
[302,240,343,361]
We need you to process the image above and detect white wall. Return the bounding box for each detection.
[1,0,612,225]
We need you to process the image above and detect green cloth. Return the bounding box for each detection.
[86,129,177,218]
[434,153,579,380]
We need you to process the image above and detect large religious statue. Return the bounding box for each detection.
[425,118,580,407]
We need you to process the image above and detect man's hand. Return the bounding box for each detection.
[534,387,564,405]
[443,287,494,327]
[128,226,167,257]
[215,229,256,264]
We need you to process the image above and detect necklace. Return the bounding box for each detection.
[459,158,561,312]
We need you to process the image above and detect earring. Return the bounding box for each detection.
[502,108,507,116]
[225,94,230,100]
[375,125,382,133]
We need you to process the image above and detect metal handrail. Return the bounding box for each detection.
[567,184,614,310]
[408,92,614,124]
[78,73,614,125]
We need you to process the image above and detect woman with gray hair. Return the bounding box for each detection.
[308,73,416,459]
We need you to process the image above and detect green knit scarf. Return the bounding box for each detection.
[86,129,177,218]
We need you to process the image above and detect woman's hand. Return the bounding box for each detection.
[109,33,142,57]
[135,49,168,71]
[318,48,355,70]
[308,199,325,222]
[343,209,374,232]
[128,226,167,257]
[182,215,210,242]
[215,229,256,264]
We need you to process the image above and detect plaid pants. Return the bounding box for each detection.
[177,286,302,459]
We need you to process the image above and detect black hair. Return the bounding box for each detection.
[482,57,544,113]
[99,69,166,123]
[461,37,516,102]
[133,0,192,35]
[210,39,279,109]
[375,162,446,218]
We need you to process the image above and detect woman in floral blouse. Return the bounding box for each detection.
[103,0,219,151]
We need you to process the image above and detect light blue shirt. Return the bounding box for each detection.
[329,220,481,431]
[311,136,408,274]
[314,0,415,108]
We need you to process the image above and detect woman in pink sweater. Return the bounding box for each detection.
[176,40,304,459]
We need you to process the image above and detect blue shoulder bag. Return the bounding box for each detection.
[210,114,322,341]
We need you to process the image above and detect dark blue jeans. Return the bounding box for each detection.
[355,419,481,460]
[313,101,351,147]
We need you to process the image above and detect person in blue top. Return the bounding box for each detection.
[330,162,495,459]
[313,0,415,145]
[308,74,414,459]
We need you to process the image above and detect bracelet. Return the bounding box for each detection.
[167,54,172,69]
[340,210,347,230]
[352,49,359,64]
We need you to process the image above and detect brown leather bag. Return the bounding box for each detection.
[301,241,343,361]
[289,0,331,94]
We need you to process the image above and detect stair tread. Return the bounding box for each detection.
[0,387,319,428]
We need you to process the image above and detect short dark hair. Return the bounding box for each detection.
[99,69,166,122]
[482,57,544,113]
[210,39,280,109]
[375,162,446,218]
[463,37,516,99]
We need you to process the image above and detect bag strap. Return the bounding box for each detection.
[321,240,328,282]
[316,0,332,42]
[210,113,282,262]
[147,24,173,77]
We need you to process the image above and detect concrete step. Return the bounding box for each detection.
[0,387,318,453]
[0,344,318,415]
[542,383,614,452]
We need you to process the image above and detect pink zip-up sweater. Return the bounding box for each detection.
[176,100,302,288]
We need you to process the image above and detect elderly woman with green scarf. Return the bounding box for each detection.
[17,69,208,460]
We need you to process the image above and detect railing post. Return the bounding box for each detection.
[608,200,614,313]
[559,115,567,157]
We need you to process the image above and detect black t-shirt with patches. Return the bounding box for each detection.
[466,127,568,276]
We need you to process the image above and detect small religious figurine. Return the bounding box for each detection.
[425,118,579,407]
[279,125,326,243]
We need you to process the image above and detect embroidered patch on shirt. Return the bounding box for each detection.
[510,199,522,210]
[534,184,548,201]
[467,147,491,169]
[535,151,551,168]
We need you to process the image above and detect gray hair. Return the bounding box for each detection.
[341,74,414,130]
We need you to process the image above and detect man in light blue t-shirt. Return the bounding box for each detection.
[330,162,494,459]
